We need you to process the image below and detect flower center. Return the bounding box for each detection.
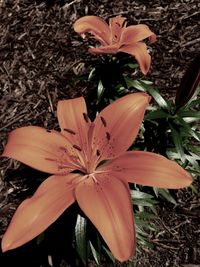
[44,114,112,176]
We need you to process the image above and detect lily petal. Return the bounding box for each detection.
[2,174,77,252]
[89,44,119,54]
[2,126,72,174]
[57,97,90,157]
[108,16,127,44]
[75,174,135,262]
[74,16,110,46]
[100,151,192,189]
[120,24,156,45]
[92,93,150,161]
[119,42,151,75]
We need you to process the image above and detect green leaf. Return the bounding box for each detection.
[131,190,154,199]
[140,79,153,85]
[189,184,198,194]
[146,87,168,109]
[145,109,169,120]
[102,246,115,263]
[135,211,157,220]
[88,67,96,81]
[186,98,200,108]
[153,187,159,198]
[125,63,139,69]
[133,198,158,207]
[124,77,142,89]
[187,144,200,156]
[37,232,45,245]
[169,123,186,163]
[178,110,200,118]
[97,80,105,100]
[156,188,177,204]
[177,117,200,141]
[137,80,169,109]
[186,153,200,170]
[75,215,87,265]
[89,241,101,265]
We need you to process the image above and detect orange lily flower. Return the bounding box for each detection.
[74,15,156,75]
[2,94,192,262]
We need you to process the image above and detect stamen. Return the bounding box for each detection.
[73,144,82,151]
[100,116,107,127]
[96,149,100,156]
[106,132,111,141]
[46,129,51,133]
[71,175,87,185]
[63,128,76,135]
[91,174,98,183]
[83,113,89,123]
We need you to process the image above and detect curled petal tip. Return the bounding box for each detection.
[149,33,157,43]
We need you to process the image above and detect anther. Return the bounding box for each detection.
[96,149,100,156]
[83,113,89,123]
[73,144,82,151]
[100,116,107,127]
[63,128,76,135]
[106,132,111,141]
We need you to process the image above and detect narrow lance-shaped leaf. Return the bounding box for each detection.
[97,80,105,100]
[138,80,169,109]
[156,188,177,205]
[75,215,88,265]
[89,241,101,265]
[175,54,200,108]
[169,123,186,163]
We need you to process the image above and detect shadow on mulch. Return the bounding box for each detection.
[0,204,78,267]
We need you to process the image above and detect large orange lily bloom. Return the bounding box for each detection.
[2,94,192,262]
[74,16,156,75]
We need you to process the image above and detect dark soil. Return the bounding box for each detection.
[0,0,200,267]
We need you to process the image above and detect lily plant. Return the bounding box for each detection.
[2,93,192,262]
[74,15,156,75]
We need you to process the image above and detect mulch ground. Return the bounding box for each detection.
[0,0,200,266]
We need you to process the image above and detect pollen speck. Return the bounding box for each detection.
[106,132,111,141]
[96,149,100,156]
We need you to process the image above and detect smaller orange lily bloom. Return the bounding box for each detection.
[1,94,192,262]
[74,15,156,75]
